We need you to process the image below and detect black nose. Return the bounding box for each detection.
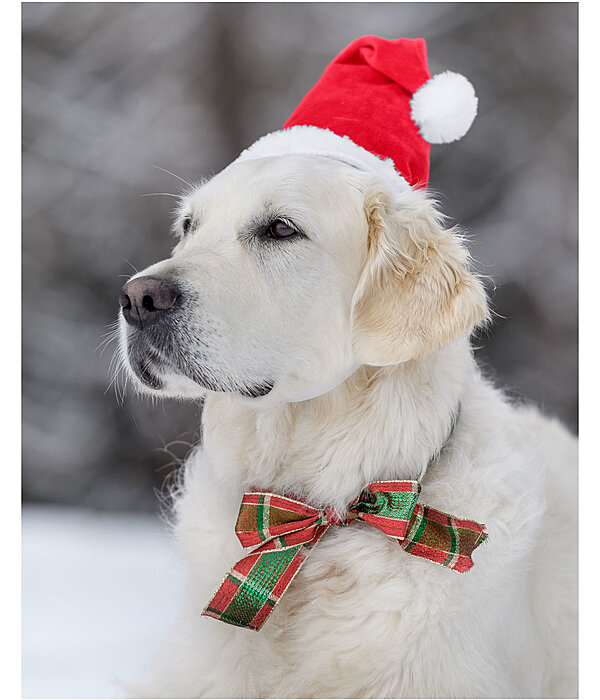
[119,276,180,328]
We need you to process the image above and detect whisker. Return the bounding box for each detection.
[95,321,121,355]
[96,337,115,355]
[106,338,132,406]
[140,192,180,198]
[152,164,192,188]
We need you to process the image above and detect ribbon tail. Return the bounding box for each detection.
[400,504,487,573]
[202,523,330,631]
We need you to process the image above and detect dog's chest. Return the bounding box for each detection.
[177,404,558,697]
[216,522,491,698]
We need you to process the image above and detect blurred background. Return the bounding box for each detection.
[22,3,577,696]
[23,1,578,514]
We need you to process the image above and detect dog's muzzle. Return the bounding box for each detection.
[118,275,275,397]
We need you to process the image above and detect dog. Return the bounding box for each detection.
[117,38,577,699]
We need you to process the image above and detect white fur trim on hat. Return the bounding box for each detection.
[410,71,478,144]
[235,125,410,193]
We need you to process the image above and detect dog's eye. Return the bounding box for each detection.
[182,217,192,235]
[267,219,297,239]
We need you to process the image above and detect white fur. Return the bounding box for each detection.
[236,125,411,192]
[411,71,478,144]
[118,154,577,698]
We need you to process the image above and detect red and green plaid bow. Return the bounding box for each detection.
[203,481,487,631]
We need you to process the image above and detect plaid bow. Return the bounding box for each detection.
[202,481,487,631]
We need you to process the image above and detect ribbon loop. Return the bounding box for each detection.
[203,481,487,631]
[235,492,324,549]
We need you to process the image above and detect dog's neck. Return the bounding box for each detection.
[202,337,474,512]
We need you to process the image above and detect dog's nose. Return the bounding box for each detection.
[119,276,180,328]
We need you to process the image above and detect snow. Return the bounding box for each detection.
[22,506,183,699]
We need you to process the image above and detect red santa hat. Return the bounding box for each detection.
[235,35,477,191]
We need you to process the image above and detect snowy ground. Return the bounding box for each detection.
[22,506,183,699]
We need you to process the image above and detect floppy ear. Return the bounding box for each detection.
[351,184,489,365]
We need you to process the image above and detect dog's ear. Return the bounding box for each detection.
[351,184,489,365]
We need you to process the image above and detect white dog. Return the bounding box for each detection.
[117,38,577,699]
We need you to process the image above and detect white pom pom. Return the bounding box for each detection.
[410,71,478,144]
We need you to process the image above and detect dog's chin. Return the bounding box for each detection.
[131,367,207,399]
[125,352,274,401]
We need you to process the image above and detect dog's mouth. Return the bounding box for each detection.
[127,343,166,391]
[124,334,274,398]
[236,381,275,398]
[131,356,164,391]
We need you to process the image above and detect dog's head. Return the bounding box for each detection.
[117,155,488,403]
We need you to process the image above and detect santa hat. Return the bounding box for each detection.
[235,36,477,191]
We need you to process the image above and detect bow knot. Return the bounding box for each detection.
[323,507,345,526]
[203,481,487,631]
